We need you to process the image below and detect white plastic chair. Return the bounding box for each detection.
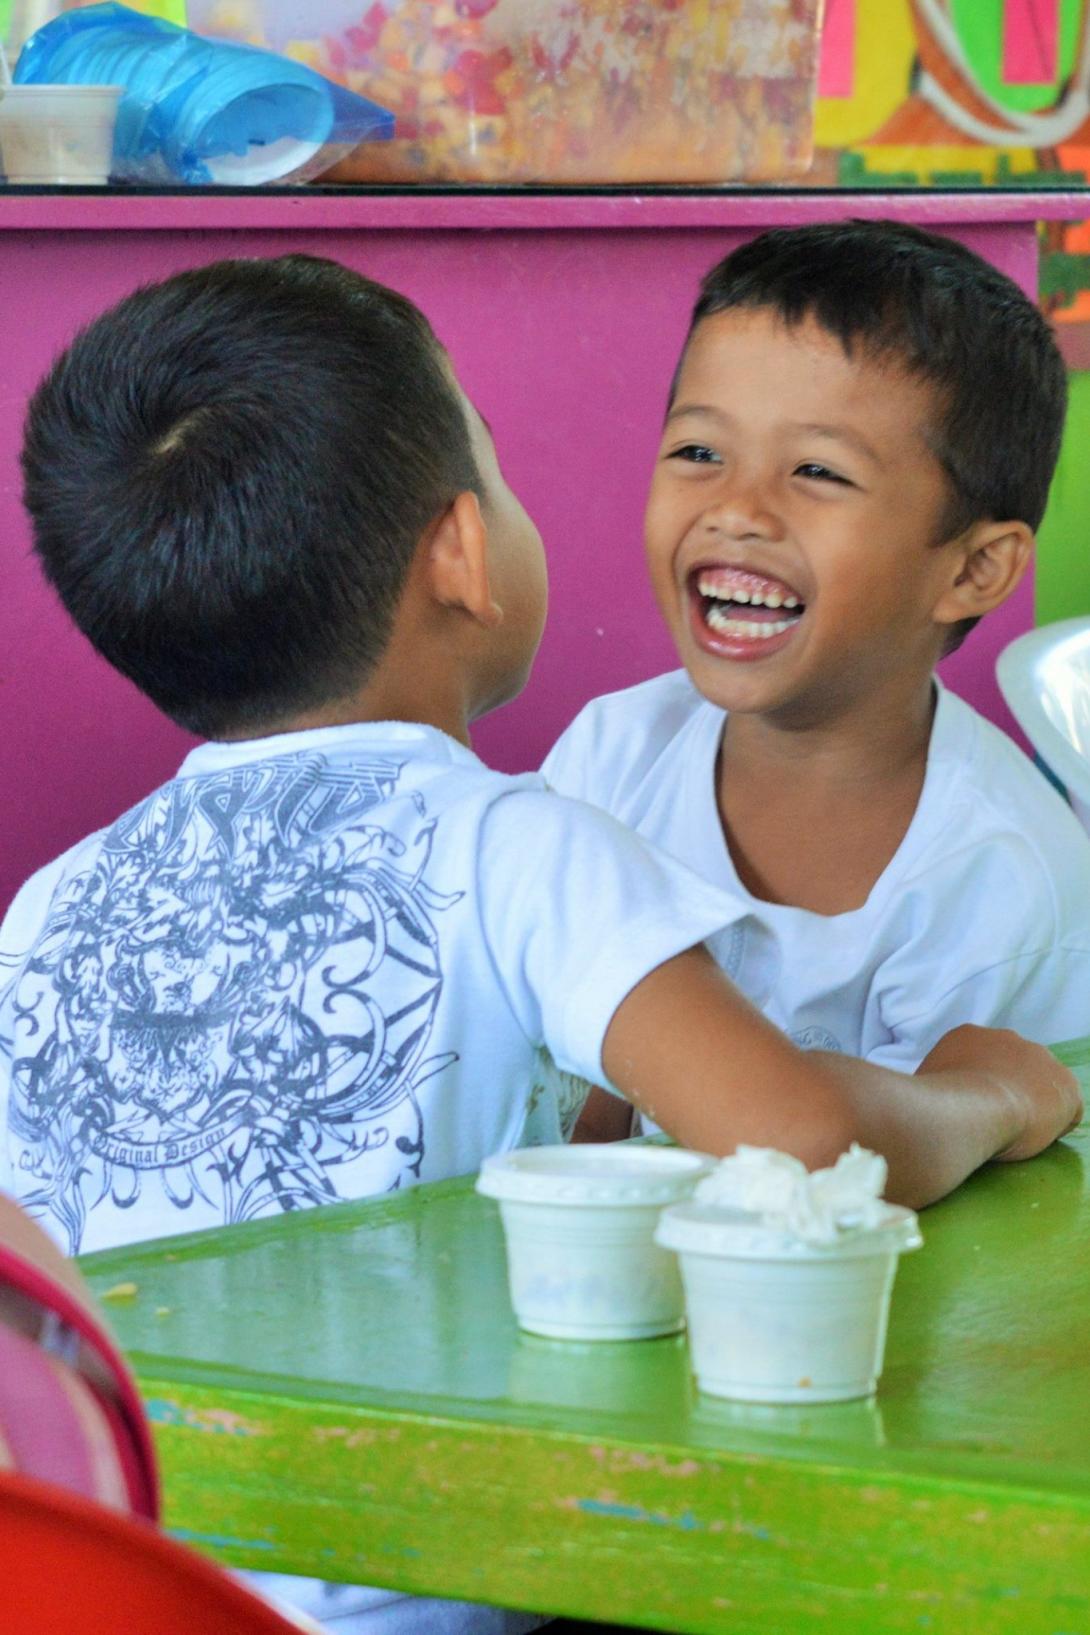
[996,616,1090,836]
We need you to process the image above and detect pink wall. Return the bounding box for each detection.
[0,202,1048,909]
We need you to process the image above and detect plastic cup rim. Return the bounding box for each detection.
[656,1199,921,1261]
[477,1142,713,1208]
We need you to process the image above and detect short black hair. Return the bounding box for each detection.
[683,220,1068,653]
[22,254,481,738]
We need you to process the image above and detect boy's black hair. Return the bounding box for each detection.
[22,254,481,738]
[683,220,1067,654]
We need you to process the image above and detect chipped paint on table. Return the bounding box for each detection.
[80,1038,1090,1633]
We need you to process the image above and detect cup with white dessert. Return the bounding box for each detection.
[656,1145,921,1403]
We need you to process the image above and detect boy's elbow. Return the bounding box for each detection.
[789,1107,860,1174]
[707,1071,860,1172]
[781,1065,863,1173]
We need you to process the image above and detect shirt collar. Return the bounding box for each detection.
[177,720,483,780]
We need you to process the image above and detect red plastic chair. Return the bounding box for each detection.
[0,1194,157,1518]
[0,1468,308,1633]
[0,1197,309,1630]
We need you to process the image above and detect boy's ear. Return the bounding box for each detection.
[931,520,1034,630]
[426,490,503,629]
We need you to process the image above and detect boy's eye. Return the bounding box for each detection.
[794,461,852,486]
[668,444,722,465]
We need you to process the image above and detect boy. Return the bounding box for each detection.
[544,221,1090,1143]
[0,253,1077,1630]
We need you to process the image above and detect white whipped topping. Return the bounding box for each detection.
[693,1144,896,1246]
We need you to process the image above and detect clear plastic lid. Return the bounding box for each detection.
[655,1201,922,1262]
[477,1143,713,1208]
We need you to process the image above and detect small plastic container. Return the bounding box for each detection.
[656,1202,921,1403]
[0,82,121,182]
[13,3,393,184]
[477,1144,712,1341]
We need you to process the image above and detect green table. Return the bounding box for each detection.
[82,1039,1090,1635]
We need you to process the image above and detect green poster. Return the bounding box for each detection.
[949,0,1082,114]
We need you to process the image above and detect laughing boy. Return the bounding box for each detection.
[545,221,1090,1120]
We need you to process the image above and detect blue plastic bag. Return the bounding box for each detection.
[14,2,393,184]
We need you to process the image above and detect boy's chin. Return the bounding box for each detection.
[678,643,797,715]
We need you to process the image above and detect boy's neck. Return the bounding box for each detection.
[224,589,506,747]
[716,674,938,915]
[720,674,937,789]
[222,668,475,748]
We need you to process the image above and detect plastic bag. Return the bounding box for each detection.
[14,1,393,183]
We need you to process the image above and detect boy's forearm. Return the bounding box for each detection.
[603,949,1075,1208]
[805,1052,1021,1209]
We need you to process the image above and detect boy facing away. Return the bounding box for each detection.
[0,251,1078,1635]
[544,221,1090,1143]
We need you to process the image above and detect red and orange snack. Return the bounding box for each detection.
[204,0,821,185]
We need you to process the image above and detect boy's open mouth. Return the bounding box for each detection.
[688,566,806,659]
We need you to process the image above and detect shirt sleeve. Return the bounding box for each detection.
[475,787,751,1087]
[864,943,1090,1072]
[539,708,595,802]
[860,835,1090,1070]
[0,843,101,1191]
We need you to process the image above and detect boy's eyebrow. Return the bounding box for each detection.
[796,421,884,468]
[666,402,729,426]
[666,403,884,468]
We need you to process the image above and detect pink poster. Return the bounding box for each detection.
[1003,0,1059,85]
[818,0,855,97]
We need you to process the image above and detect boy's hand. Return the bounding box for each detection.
[918,1024,1083,1161]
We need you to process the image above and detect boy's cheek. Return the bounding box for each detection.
[642,492,678,576]
[643,533,679,617]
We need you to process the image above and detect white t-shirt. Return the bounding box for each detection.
[543,671,1090,1070]
[0,719,751,1635]
[0,720,746,1255]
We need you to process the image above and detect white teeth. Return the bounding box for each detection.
[705,606,798,640]
[695,573,802,611]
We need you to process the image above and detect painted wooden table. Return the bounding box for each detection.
[82,1036,1090,1635]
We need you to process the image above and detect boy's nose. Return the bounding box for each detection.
[700,481,781,542]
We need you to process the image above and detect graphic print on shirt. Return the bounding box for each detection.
[790,1026,844,1053]
[6,755,462,1252]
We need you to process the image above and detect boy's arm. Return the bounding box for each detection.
[602,945,1082,1209]
[571,1085,635,1143]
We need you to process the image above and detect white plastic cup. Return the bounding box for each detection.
[477,1144,713,1341]
[656,1202,921,1402]
[0,85,122,184]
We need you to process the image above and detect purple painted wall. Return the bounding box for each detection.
[0,199,1055,909]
